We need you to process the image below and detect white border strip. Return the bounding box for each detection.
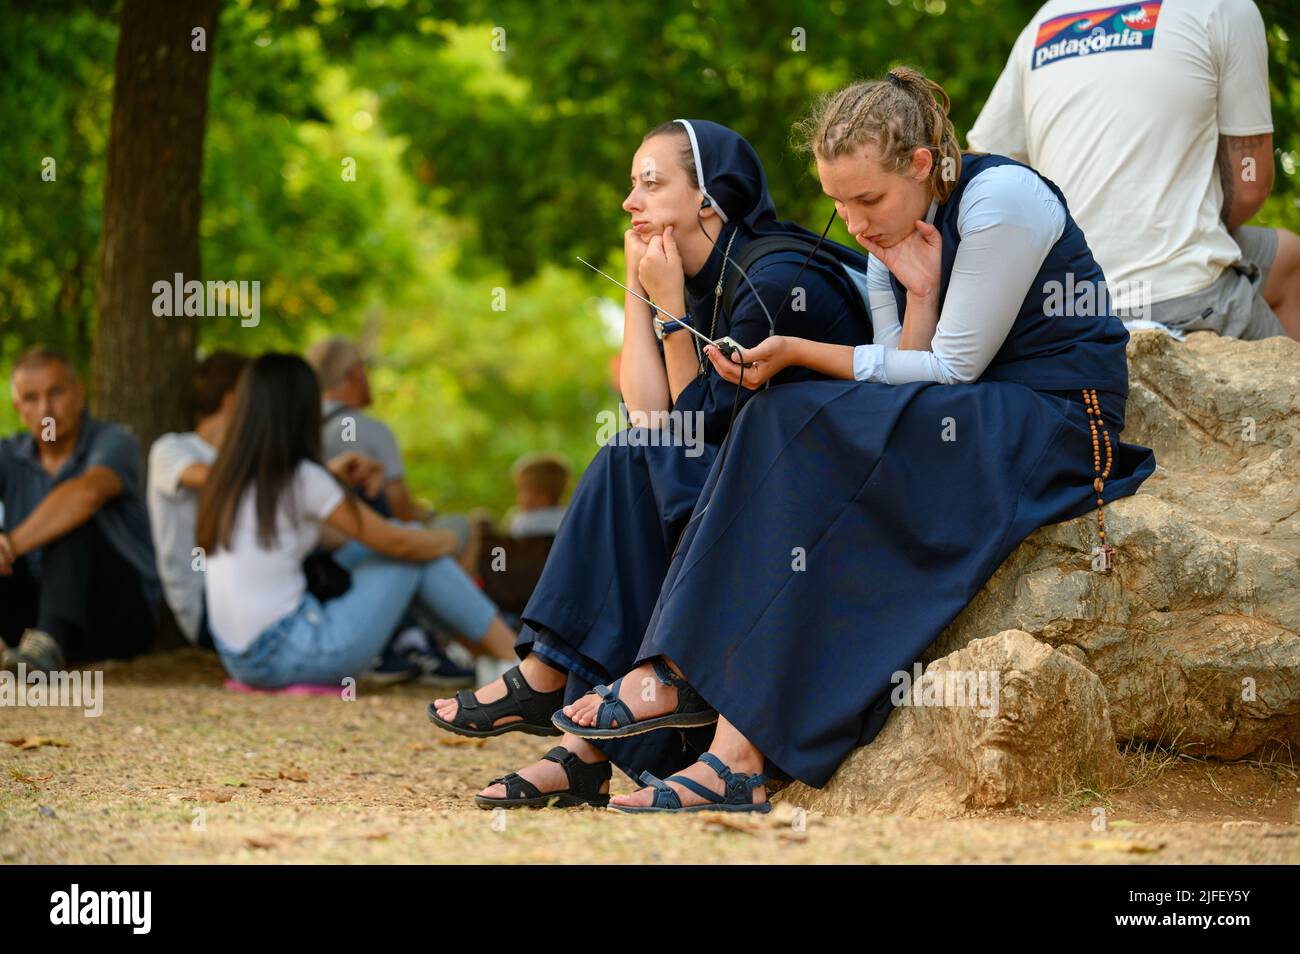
[674,119,730,224]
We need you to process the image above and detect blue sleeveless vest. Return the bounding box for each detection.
[890,153,1130,396]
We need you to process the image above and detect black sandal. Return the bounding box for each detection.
[426,665,563,738]
[474,746,612,810]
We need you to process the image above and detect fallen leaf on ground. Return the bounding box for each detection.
[438,737,486,748]
[1079,839,1164,854]
[700,817,759,835]
[5,737,70,750]
[10,768,52,784]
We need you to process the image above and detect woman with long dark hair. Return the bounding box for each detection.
[196,353,517,688]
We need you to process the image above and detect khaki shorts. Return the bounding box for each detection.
[1119,226,1285,340]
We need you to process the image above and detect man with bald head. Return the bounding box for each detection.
[0,347,159,672]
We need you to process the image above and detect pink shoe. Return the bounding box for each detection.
[223,678,339,696]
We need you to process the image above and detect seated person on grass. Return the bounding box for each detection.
[0,347,160,673]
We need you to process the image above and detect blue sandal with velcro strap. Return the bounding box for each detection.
[551,657,718,739]
[609,752,771,814]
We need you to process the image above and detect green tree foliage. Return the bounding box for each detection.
[3,0,1297,514]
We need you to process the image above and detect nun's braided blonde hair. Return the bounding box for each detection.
[794,67,962,204]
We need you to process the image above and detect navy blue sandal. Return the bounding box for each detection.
[609,752,771,814]
[552,658,718,739]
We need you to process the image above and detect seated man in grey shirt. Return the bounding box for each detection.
[308,337,426,521]
[0,348,160,672]
[307,336,473,565]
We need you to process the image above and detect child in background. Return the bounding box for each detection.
[507,453,570,539]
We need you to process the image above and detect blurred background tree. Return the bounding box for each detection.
[2,0,1297,515]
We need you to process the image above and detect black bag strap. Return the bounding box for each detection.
[720,234,870,331]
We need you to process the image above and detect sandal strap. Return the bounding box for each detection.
[501,666,537,702]
[664,773,725,805]
[451,665,561,732]
[541,745,611,797]
[647,657,711,716]
[697,752,767,802]
[636,771,682,810]
[490,771,542,801]
[649,657,678,687]
[590,679,637,730]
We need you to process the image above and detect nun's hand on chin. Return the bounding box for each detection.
[636,225,685,307]
[624,228,650,284]
[705,336,789,389]
[861,220,942,302]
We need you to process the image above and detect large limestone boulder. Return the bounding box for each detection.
[783,630,1122,819]
[785,331,1299,815]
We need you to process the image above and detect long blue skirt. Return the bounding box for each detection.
[635,379,1157,788]
[517,432,721,780]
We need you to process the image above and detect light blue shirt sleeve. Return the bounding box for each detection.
[852,164,1067,385]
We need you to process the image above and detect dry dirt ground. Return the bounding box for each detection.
[3,649,1298,864]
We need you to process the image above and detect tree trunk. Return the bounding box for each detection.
[92,0,220,451]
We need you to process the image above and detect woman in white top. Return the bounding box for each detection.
[196,354,517,688]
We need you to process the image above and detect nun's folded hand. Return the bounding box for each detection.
[637,225,685,308]
[705,336,791,389]
[624,228,650,284]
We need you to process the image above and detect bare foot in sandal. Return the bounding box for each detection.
[431,653,565,728]
[610,719,766,810]
[476,735,610,806]
[561,657,684,729]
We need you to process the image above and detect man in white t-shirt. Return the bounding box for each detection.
[968,0,1299,340]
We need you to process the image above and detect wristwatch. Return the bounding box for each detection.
[654,309,693,340]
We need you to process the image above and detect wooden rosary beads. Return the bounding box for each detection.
[1083,387,1115,571]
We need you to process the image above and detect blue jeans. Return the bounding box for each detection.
[217,541,498,688]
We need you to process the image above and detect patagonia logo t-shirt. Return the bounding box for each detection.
[967,0,1273,307]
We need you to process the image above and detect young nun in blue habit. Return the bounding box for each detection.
[559,68,1158,813]
[429,119,874,807]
